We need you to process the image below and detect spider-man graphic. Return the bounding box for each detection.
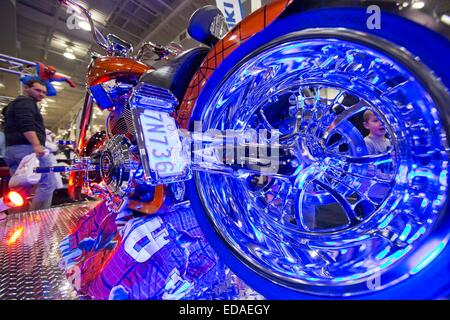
[20,62,76,96]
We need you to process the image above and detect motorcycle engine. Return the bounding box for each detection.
[105,84,136,139]
[88,81,187,213]
[106,104,136,138]
[99,134,135,198]
[91,133,143,212]
[89,84,150,212]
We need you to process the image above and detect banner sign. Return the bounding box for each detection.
[215,0,243,29]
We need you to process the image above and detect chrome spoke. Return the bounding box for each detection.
[322,171,377,206]
[328,165,393,184]
[322,102,369,140]
[325,151,393,165]
[294,183,314,232]
[312,178,361,226]
[324,135,346,151]
[257,109,275,131]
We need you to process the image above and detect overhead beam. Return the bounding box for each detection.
[0,0,20,96]
[43,4,60,62]
[135,0,208,48]
[51,94,86,131]
[17,4,91,44]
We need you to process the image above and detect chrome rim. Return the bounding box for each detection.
[194,30,450,296]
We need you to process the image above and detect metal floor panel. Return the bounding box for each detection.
[0,202,98,300]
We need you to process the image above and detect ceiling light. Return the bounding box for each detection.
[0,82,5,88]
[412,1,425,9]
[64,48,76,60]
[78,20,91,31]
[45,98,56,103]
[64,51,76,60]
[441,14,450,26]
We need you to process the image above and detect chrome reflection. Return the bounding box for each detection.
[195,32,449,295]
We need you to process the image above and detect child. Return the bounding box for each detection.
[363,110,391,154]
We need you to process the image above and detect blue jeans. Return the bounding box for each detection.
[5,144,57,210]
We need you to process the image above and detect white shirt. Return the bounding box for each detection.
[364,135,391,155]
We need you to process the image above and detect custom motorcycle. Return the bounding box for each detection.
[47,0,450,299]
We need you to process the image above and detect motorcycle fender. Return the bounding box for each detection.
[176,0,293,129]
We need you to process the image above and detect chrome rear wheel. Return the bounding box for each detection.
[193,30,450,297]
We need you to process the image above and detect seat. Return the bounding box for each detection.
[138,47,210,103]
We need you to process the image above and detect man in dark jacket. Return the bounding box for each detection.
[2,79,57,210]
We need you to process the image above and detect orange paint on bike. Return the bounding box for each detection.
[127,185,166,214]
[176,0,293,129]
[69,132,107,200]
[68,171,85,201]
[87,57,152,86]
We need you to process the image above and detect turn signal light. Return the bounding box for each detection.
[4,191,25,207]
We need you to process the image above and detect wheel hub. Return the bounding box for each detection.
[99,135,133,197]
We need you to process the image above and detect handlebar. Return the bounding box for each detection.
[58,0,109,50]
[136,42,182,61]
[57,140,75,145]
[59,1,181,60]
[34,164,100,174]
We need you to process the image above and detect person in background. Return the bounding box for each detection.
[2,79,57,210]
[0,122,5,220]
[45,128,64,190]
[362,109,392,201]
[0,126,5,157]
[362,109,391,154]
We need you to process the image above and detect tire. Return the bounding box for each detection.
[187,6,450,299]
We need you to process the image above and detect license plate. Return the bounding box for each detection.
[139,109,186,180]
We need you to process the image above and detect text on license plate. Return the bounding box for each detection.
[140,109,185,177]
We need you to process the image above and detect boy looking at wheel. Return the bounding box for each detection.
[363,110,391,155]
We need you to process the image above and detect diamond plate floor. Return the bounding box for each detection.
[0,202,98,300]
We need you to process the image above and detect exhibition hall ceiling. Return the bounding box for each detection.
[0,0,448,133]
[0,0,215,132]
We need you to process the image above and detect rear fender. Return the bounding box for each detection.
[176,0,293,128]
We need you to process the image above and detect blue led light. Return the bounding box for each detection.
[374,159,393,166]
[356,235,370,241]
[407,227,426,244]
[421,199,428,208]
[391,246,412,260]
[306,277,320,281]
[381,246,413,269]
[379,214,394,229]
[439,170,447,185]
[409,171,434,180]
[403,193,410,202]
[399,224,412,242]
[376,247,390,260]
[334,277,346,282]
[410,242,446,275]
